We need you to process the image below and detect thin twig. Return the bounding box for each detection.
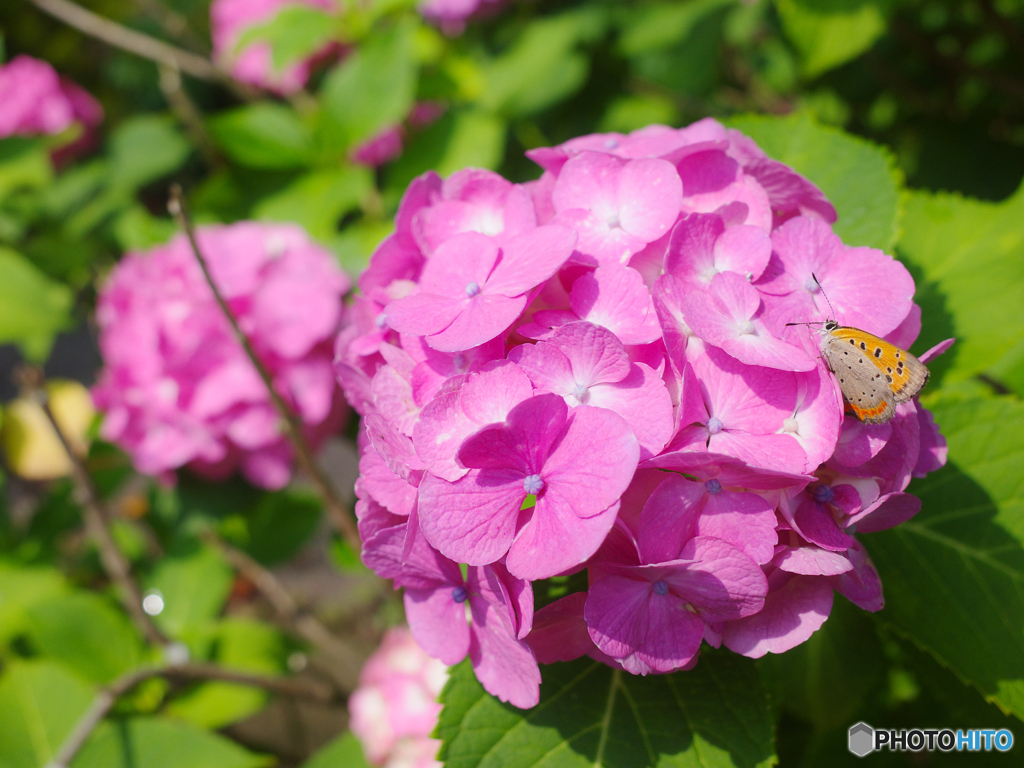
[27,0,257,100]
[130,0,206,52]
[201,530,358,665]
[24,369,168,647]
[158,64,221,165]
[46,663,336,768]
[168,186,362,551]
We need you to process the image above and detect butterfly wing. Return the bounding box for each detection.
[823,327,930,423]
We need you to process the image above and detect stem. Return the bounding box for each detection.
[202,530,359,665]
[27,0,257,100]
[157,65,221,166]
[167,186,362,552]
[45,663,336,768]
[27,371,168,647]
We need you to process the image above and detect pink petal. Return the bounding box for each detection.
[485,225,577,297]
[919,337,955,364]
[617,157,683,241]
[384,292,465,338]
[568,265,663,345]
[507,497,620,580]
[587,363,674,459]
[772,545,853,576]
[793,499,855,551]
[405,587,472,666]
[667,537,768,620]
[848,492,921,533]
[722,575,833,658]
[549,322,632,386]
[426,293,527,352]
[699,491,779,565]
[526,593,595,664]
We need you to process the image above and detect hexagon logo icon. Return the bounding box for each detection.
[848,722,875,757]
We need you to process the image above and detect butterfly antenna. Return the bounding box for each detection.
[811,272,837,322]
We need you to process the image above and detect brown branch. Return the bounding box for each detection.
[27,0,257,100]
[201,530,358,665]
[157,65,221,166]
[45,663,336,768]
[23,369,168,647]
[130,0,206,52]
[168,186,362,552]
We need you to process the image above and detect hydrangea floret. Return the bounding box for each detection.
[93,222,351,489]
[0,54,103,158]
[336,119,951,708]
[349,626,447,768]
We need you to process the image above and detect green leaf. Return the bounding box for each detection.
[235,5,339,71]
[774,0,887,78]
[0,562,67,647]
[0,661,95,768]
[480,9,607,118]
[167,618,284,728]
[210,103,315,169]
[144,545,233,639]
[253,166,373,242]
[437,652,776,768]
[0,246,72,361]
[725,112,903,251]
[26,592,143,684]
[899,185,1024,392]
[301,732,372,768]
[73,717,273,768]
[242,488,323,566]
[320,20,417,150]
[619,0,736,57]
[866,393,1024,719]
[112,205,177,251]
[0,137,52,201]
[107,115,192,192]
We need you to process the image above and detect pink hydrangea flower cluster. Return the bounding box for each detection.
[418,0,508,34]
[336,119,950,708]
[210,0,341,94]
[349,627,447,768]
[0,54,102,140]
[93,222,351,490]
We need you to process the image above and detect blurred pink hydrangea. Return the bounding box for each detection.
[418,0,508,34]
[338,118,951,707]
[349,627,447,768]
[0,54,103,141]
[210,0,341,94]
[93,222,351,490]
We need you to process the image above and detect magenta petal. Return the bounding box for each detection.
[793,499,855,551]
[527,593,602,664]
[485,225,577,297]
[830,540,884,611]
[418,231,500,296]
[919,338,955,364]
[699,491,779,565]
[508,496,619,580]
[509,341,577,395]
[617,158,683,241]
[542,405,640,517]
[772,545,853,576]
[722,575,833,658]
[426,293,527,352]
[668,537,767,620]
[404,587,471,666]
[714,224,772,281]
[459,361,534,424]
[550,322,632,386]
[468,568,541,709]
[848,492,921,533]
[585,574,704,675]
[636,475,704,563]
[587,363,674,459]
[416,469,524,566]
[384,292,464,338]
[569,265,662,345]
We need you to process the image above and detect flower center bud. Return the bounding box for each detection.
[652,580,669,596]
[523,474,545,495]
[452,353,467,372]
[707,416,724,434]
[465,281,481,297]
[804,276,820,293]
[704,478,723,495]
[571,383,589,404]
[604,138,619,149]
[813,484,835,504]
[782,417,800,434]
[606,212,621,229]
[374,312,387,328]
[451,586,468,603]
[739,320,756,335]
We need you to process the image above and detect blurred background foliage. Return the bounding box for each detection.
[0,0,1022,766]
